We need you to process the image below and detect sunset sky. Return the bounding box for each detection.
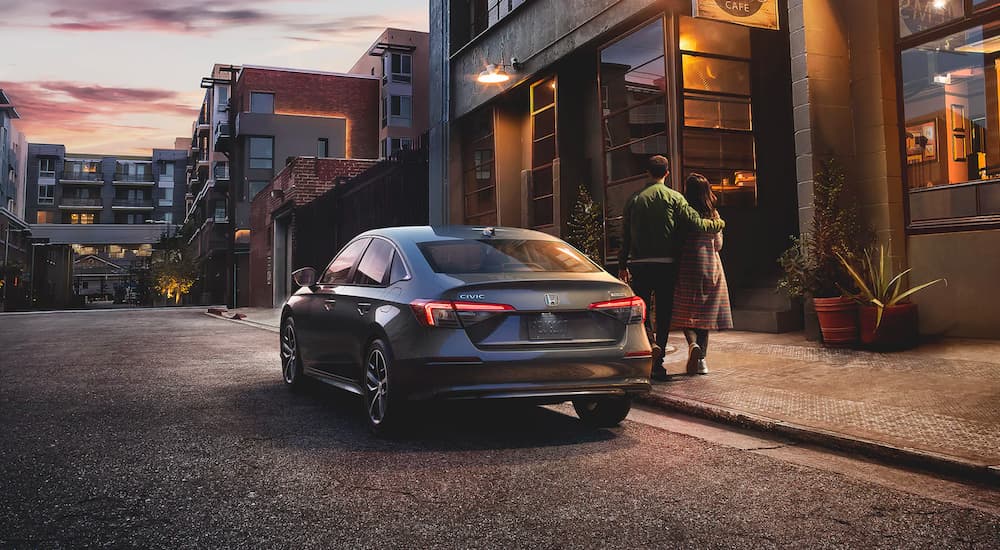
[0,0,429,155]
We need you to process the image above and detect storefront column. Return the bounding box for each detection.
[788,0,907,264]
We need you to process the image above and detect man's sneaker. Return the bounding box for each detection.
[696,358,708,375]
[651,344,664,370]
[651,368,672,382]
[663,344,678,354]
[685,343,702,374]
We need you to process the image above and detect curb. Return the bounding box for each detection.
[202,311,280,333]
[637,391,1000,486]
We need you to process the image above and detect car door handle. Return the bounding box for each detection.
[357,302,372,315]
[323,299,336,311]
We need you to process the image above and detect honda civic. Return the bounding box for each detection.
[279,226,652,434]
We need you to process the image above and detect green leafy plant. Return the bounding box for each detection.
[565,184,603,265]
[836,245,946,329]
[778,159,874,298]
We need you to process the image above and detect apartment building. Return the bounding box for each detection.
[349,28,431,157]
[1,89,22,214]
[185,64,379,307]
[25,145,187,226]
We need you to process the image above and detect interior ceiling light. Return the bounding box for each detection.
[932,0,946,9]
[477,64,510,84]
[933,73,952,85]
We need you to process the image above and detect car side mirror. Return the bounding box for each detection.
[292,267,318,288]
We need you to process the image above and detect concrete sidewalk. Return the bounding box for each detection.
[214,307,1000,481]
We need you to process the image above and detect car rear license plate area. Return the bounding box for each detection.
[527,313,571,341]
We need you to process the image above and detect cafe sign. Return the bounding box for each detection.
[692,0,780,30]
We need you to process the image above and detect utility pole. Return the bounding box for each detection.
[219,65,239,310]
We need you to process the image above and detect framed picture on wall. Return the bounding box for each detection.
[950,104,967,133]
[905,119,937,164]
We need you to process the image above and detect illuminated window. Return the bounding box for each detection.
[36,211,56,224]
[70,213,95,224]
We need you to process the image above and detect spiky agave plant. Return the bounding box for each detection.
[835,246,946,329]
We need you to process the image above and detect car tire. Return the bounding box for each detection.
[363,339,402,437]
[280,317,305,391]
[573,396,632,427]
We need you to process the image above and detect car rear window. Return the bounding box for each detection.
[418,239,601,274]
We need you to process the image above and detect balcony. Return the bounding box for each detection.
[60,171,104,185]
[111,198,154,210]
[213,121,231,152]
[58,197,103,209]
[112,173,155,186]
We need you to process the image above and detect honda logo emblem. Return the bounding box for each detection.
[545,294,559,307]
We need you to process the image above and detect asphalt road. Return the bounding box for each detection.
[1,309,997,549]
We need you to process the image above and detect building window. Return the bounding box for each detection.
[901,19,1000,226]
[36,211,56,223]
[899,0,964,38]
[389,95,412,127]
[70,213,95,224]
[599,18,669,260]
[530,77,558,229]
[317,138,329,158]
[382,95,389,128]
[679,16,756,208]
[249,137,274,169]
[462,108,497,226]
[214,201,228,222]
[249,180,269,200]
[217,86,229,112]
[391,53,412,83]
[39,158,56,179]
[38,184,54,205]
[162,212,173,224]
[215,161,230,180]
[250,92,274,114]
[159,162,174,180]
[386,138,413,158]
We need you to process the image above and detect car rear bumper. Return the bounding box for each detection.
[392,356,652,402]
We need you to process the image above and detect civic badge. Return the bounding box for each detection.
[544,294,559,307]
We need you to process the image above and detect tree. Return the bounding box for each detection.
[151,233,198,305]
[565,184,603,265]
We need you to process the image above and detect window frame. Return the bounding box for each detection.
[249,92,275,114]
[38,158,56,179]
[37,183,55,205]
[895,1,1000,233]
[390,52,413,83]
[248,136,274,169]
[317,138,329,158]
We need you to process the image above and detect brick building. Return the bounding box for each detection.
[248,156,376,308]
[186,64,380,307]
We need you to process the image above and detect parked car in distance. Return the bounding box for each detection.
[280,226,652,435]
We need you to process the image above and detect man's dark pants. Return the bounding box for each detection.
[629,262,678,358]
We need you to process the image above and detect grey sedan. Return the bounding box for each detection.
[280,226,652,435]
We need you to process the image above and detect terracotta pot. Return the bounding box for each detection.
[812,296,858,347]
[859,303,919,350]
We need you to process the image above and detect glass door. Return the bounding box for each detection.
[529,77,558,230]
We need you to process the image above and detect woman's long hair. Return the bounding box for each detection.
[684,173,717,218]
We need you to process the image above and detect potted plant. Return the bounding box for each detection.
[837,246,945,350]
[778,160,873,346]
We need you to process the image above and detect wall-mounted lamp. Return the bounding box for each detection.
[477,58,522,84]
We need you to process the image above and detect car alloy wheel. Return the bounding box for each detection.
[364,339,399,435]
[280,318,303,388]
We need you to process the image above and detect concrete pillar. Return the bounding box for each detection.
[789,0,906,266]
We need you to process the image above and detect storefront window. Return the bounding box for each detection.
[462,108,497,226]
[901,21,1000,223]
[898,0,964,38]
[529,78,557,229]
[680,16,757,207]
[600,18,668,259]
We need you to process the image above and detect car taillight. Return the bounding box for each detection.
[589,296,645,324]
[410,300,515,328]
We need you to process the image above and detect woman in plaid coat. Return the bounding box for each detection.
[671,173,733,375]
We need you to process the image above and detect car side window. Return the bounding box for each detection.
[353,238,394,286]
[388,251,408,285]
[320,238,370,285]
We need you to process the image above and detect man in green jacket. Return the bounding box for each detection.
[618,155,725,381]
